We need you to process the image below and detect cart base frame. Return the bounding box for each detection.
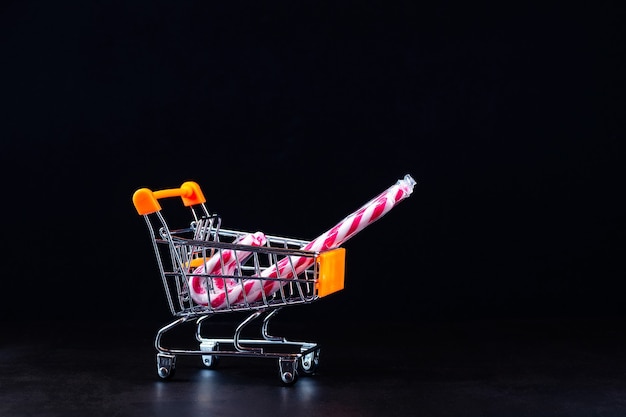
[154,307,321,385]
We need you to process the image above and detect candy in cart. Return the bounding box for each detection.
[132,174,416,385]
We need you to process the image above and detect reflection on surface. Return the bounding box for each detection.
[149,365,324,416]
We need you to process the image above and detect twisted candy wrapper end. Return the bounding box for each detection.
[399,174,417,195]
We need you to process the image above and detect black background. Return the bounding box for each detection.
[1,1,624,326]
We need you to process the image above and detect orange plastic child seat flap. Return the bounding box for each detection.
[316,248,346,297]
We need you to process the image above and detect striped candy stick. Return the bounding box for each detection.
[236,174,417,304]
[188,231,267,307]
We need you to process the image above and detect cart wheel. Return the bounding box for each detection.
[278,358,299,386]
[202,354,220,369]
[200,340,220,369]
[279,369,298,386]
[157,353,177,380]
[299,349,320,375]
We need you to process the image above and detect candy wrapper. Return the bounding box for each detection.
[188,231,267,307]
[235,174,417,304]
[190,174,416,308]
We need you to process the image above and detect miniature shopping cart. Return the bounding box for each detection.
[132,181,345,385]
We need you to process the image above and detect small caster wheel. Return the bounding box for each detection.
[158,365,176,380]
[157,353,176,380]
[202,354,220,369]
[278,358,299,386]
[280,369,298,386]
[299,349,320,375]
[200,340,220,369]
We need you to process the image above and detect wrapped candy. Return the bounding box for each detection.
[235,174,417,305]
[188,231,267,307]
[189,174,416,308]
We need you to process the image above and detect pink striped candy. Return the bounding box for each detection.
[234,174,417,305]
[188,231,267,307]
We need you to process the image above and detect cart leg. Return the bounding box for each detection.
[278,357,299,386]
[234,311,264,353]
[261,308,285,342]
[157,353,177,380]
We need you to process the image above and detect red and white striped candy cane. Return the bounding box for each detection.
[235,174,417,305]
[188,231,267,307]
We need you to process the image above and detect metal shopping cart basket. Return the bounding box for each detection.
[132,181,345,385]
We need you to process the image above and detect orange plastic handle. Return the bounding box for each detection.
[132,181,206,215]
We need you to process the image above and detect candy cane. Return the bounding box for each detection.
[235,174,417,305]
[188,231,267,307]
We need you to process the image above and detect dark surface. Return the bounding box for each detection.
[3,316,626,417]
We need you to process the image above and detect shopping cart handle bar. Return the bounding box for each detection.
[132,181,206,215]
